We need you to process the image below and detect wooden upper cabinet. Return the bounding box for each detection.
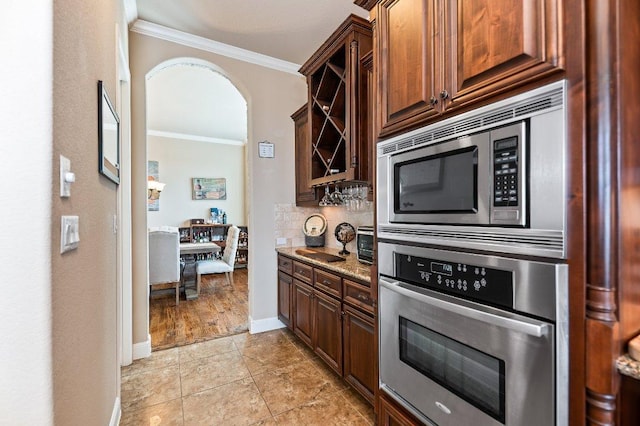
[376,0,564,139]
[299,15,372,187]
[444,0,562,109]
[378,0,440,138]
[291,104,320,207]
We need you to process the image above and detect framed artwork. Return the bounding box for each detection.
[147,161,159,211]
[98,80,120,184]
[192,178,227,200]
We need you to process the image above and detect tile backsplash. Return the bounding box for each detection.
[274,203,373,252]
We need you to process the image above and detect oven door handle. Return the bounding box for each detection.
[379,276,550,338]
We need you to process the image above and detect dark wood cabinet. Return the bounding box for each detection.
[291,104,319,206]
[314,290,343,375]
[343,304,376,404]
[293,279,314,347]
[277,252,376,405]
[277,271,293,330]
[376,0,564,138]
[378,390,424,426]
[299,15,372,187]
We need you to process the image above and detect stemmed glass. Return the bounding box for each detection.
[330,186,343,206]
[319,185,332,206]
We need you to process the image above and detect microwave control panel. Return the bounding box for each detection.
[394,253,514,309]
[493,136,519,207]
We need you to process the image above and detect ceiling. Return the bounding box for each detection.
[130,0,369,144]
[134,0,369,65]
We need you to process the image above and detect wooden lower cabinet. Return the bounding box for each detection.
[293,279,314,347]
[378,390,423,426]
[343,304,376,404]
[277,271,293,329]
[277,253,377,406]
[313,290,343,375]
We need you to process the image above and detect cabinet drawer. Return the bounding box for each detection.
[344,279,374,314]
[278,255,293,275]
[293,261,313,284]
[314,269,342,299]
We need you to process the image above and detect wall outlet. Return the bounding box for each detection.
[276,237,287,246]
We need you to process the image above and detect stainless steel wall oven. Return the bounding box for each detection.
[378,242,568,426]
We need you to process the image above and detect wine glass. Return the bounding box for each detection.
[319,185,332,206]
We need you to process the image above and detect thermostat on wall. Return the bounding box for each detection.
[258,141,274,158]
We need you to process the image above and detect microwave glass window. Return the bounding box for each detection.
[394,147,477,214]
[399,317,505,422]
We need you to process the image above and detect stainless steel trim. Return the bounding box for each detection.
[378,241,564,321]
[379,276,549,337]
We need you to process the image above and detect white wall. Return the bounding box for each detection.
[147,136,246,227]
[0,2,53,424]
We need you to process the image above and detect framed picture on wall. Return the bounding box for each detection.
[192,177,227,200]
[98,80,120,185]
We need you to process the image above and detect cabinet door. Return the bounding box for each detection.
[378,390,422,426]
[378,0,440,138]
[443,0,562,109]
[291,104,319,206]
[343,305,375,404]
[313,290,343,375]
[277,271,293,330]
[293,279,314,348]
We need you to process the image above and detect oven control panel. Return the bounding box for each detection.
[395,253,514,309]
[493,136,519,207]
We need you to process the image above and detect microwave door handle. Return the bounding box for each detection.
[379,276,549,338]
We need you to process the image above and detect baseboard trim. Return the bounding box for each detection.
[249,316,286,334]
[132,334,151,359]
[109,397,121,426]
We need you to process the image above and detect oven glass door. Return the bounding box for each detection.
[400,317,505,422]
[379,277,555,426]
[394,146,478,214]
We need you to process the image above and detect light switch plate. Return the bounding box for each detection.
[61,215,79,253]
[60,155,71,197]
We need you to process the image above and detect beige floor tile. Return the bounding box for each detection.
[182,377,271,426]
[121,364,182,411]
[179,335,237,363]
[121,347,180,377]
[253,360,345,415]
[274,391,371,426]
[241,340,307,376]
[308,356,350,391]
[341,388,375,424]
[180,350,251,396]
[120,398,184,426]
[232,329,290,352]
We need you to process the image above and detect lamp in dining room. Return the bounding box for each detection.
[148,179,166,200]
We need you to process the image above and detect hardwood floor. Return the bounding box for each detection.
[150,268,249,351]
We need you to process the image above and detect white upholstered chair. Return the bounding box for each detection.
[196,225,240,293]
[148,226,181,305]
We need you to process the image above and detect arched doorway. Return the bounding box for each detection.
[145,58,249,350]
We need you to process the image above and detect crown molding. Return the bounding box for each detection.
[122,0,138,25]
[131,20,301,75]
[147,129,246,146]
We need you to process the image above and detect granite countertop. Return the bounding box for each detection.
[617,354,640,380]
[276,246,372,283]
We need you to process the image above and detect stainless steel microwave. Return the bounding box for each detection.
[377,81,567,259]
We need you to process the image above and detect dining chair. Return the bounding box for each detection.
[196,225,240,294]
[148,226,181,305]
